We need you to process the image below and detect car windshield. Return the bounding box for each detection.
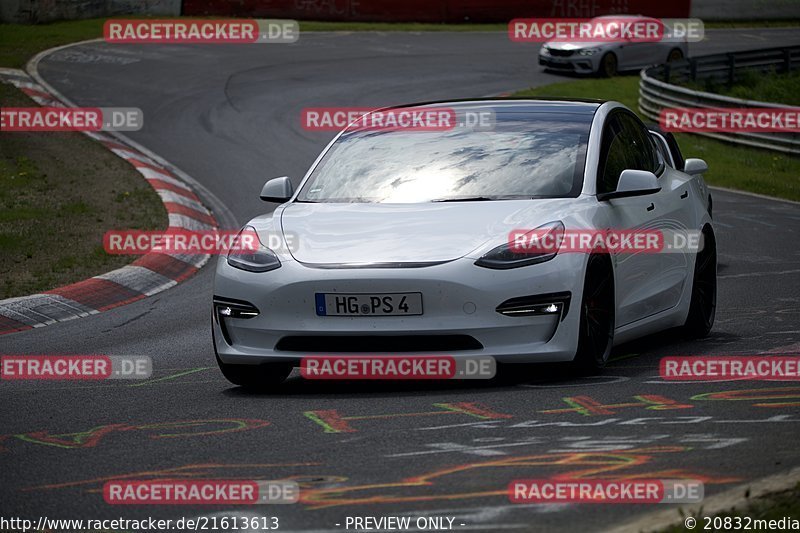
[297,111,591,203]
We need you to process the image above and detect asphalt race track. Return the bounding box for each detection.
[2,28,800,532]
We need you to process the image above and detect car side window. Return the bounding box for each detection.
[651,132,673,168]
[597,111,660,194]
[617,112,660,174]
[597,114,631,194]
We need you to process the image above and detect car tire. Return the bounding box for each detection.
[212,322,293,388]
[598,52,618,77]
[667,48,684,62]
[683,228,717,337]
[572,254,615,374]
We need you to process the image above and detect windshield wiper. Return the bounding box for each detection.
[431,196,496,202]
[431,195,535,202]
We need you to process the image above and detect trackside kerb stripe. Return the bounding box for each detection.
[19,87,56,101]
[137,165,193,186]
[128,157,188,177]
[132,255,200,282]
[0,316,33,334]
[156,190,208,211]
[46,279,145,311]
[0,70,219,335]
[163,202,217,225]
[149,180,201,201]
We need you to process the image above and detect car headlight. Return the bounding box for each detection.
[226,225,281,272]
[475,221,565,270]
[578,48,600,56]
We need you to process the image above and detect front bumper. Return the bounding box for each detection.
[538,52,597,74]
[213,253,586,365]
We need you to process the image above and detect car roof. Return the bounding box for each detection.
[383,98,603,116]
[592,14,648,20]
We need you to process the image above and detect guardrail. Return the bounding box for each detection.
[639,45,800,155]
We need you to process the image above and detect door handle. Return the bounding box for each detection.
[646,203,655,211]
[680,191,689,199]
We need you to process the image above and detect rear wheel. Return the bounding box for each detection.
[667,48,684,62]
[684,228,717,337]
[598,52,618,77]
[573,255,615,374]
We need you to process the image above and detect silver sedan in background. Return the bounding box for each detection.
[538,15,689,76]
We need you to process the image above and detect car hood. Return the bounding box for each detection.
[543,41,610,50]
[278,200,575,265]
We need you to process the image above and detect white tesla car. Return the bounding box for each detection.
[213,99,715,387]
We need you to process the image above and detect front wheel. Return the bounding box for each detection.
[683,229,717,337]
[572,254,615,374]
[598,52,618,77]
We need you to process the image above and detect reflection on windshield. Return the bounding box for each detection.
[298,116,589,203]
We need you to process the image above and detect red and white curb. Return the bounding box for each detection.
[0,68,218,336]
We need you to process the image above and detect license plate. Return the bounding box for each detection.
[315,293,423,316]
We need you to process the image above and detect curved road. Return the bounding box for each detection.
[2,29,800,532]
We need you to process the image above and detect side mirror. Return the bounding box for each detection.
[598,169,661,201]
[683,158,708,176]
[260,176,294,202]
